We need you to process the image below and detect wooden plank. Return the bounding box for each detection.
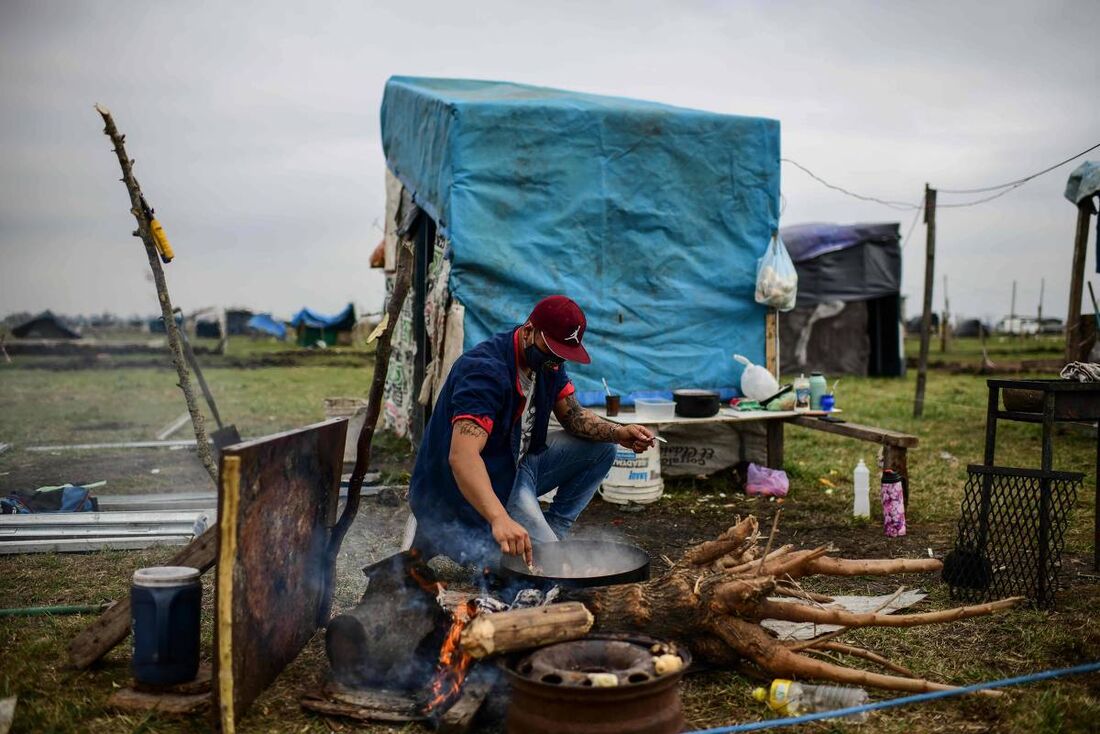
[765,309,778,378]
[765,421,784,469]
[107,688,210,716]
[216,455,241,734]
[213,418,347,730]
[883,445,910,508]
[155,411,193,440]
[27,439,199,452]
[788,415,918,448]
[67,524,219,669]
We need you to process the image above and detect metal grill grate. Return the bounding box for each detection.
[944,465,1081,609]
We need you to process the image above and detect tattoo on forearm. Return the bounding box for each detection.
[559,395,619,442]
[455,420,488,439]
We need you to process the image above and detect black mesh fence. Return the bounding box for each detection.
[944,465,1081,609]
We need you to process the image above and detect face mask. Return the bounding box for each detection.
[524,341,563,372]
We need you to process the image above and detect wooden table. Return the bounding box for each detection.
[592,406,917,505]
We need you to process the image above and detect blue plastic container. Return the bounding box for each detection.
[130,566,201,686]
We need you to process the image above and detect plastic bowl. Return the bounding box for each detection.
[634,398,676,422]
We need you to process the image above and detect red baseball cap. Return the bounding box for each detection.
[529,295,591,364]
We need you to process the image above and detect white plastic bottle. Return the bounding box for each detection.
[754,679,869,720]
[853,459,870,518]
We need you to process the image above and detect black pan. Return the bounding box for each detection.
[673,389,720,418]
[498,539,651,589]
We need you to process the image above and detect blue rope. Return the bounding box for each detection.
[686,661,1100,734]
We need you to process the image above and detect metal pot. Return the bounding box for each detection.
[672,389,720,418]
[498,539,650,589]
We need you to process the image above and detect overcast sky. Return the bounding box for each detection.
[2,0,1098,324]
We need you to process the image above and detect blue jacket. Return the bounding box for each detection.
[409,328,574,549]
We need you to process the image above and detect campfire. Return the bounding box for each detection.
[424,600,478,715]
[306,514,1023,731]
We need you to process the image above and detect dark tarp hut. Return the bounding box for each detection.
[290,304,356,347]
[11,311,81,339]
[778,222,904,377]
[226,309,254,336]
[378,76,780,437]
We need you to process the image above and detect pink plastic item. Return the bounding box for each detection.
[745,463,789,497]
[881,469,906,537]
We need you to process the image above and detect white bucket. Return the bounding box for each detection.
[323,397,368,465]
[600,439,664,504]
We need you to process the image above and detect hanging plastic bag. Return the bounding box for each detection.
[754,232,798,311]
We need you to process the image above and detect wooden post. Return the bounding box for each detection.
[1066,199,1096,363]
[1010,280,1017,337]
[94,104,217,482]
[1038,277,1045,335]
[940,275,950,353]
[765,309,778,378]
[913,185,936,418]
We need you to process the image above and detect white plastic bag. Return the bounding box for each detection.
[754,232,798,311]
[734,354,779,401]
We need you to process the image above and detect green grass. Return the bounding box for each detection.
[904,335,1064,366]
[1,361,1098,732]
[0,365,372,447]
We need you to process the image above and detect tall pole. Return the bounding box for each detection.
[1038,277,1045,333]
[1066,199,1096,363]
[940,274,950,353]
[1010,281,1017,336]
[914,184,936,418]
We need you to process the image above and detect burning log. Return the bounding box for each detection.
[460,602,594,659]
[578,515,1025,694]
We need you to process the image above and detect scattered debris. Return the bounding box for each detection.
[154,412,192,441]
[26,439,200,452]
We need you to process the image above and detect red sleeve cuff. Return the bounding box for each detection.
[452,414,494,434]
[557,381,576,402]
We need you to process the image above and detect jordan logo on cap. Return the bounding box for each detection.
[565,325,581,343]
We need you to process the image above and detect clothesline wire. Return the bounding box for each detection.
[899,201,925,248]
[937,141,1100,194]
[782,141,1098,213]
[780,159,921,211]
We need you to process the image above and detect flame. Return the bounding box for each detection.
[423,600,478,714]
[408,563,445,597]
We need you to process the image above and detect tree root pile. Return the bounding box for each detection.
[579,515,1023,693]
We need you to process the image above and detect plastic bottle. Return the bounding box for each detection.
[853,459,870,518]
[753,679,869,720]
[881,469,906,537]
[793,374,811,412]
[809,372,827,411]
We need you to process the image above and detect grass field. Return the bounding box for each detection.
[1,344,1098,733]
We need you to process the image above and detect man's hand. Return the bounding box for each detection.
[491,514,533,566]
[615,424,655,453]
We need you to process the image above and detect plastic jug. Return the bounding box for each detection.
[853,459,870,518]
[131,566,201,685]
[733,354,779,401]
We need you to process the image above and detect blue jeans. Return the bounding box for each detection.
[506,429,616,544]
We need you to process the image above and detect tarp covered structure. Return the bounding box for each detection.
[778,222,904,377]
[290,304,356,347]
[381,76,780,404]
[246,313,287,340]
[11,311,80,339]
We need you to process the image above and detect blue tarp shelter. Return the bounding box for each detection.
[246,313,287,340]
[289,304,356,347]
[381,77,780,404]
